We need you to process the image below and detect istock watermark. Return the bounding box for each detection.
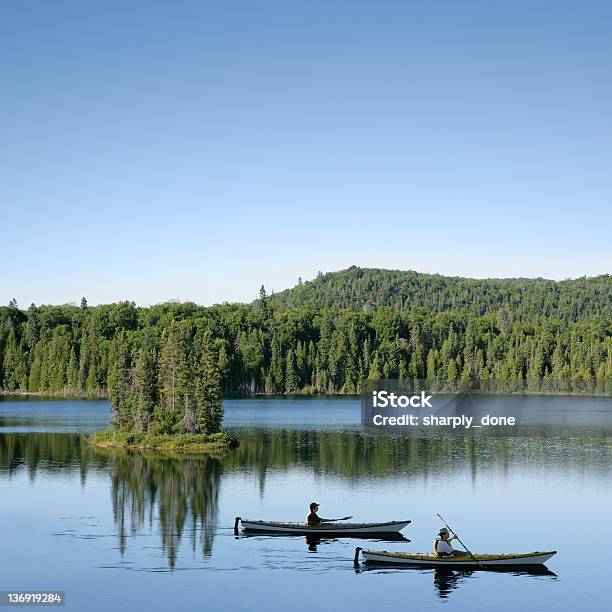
[361,380,524,434]
[372,390,433,409]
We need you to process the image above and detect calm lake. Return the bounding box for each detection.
[1,395,611,611]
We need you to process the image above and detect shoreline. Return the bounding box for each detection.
[88,430,239,454]
[1,390,108,399]
[2,389,610,400]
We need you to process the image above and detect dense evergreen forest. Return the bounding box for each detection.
[272,267,611,320]
[1,268,610,415]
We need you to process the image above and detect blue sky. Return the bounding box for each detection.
[1,0,611,306]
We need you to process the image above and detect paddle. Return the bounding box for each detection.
[436,513,483,568]
[317,515,353,523]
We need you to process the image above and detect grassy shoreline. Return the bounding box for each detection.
[1,390,108,399]
[88,430,239,454]
[2,389,610,399]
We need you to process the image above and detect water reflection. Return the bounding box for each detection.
[103,448,223,568]
[0,433,223,570]
[0,432,110,483]
[4,427,612,486]
[356,565,556,599]
[1,427,610,573]
[236,531,410,553]
[226,427,612,483]
[433,566,557,599]
[433,568,473,598]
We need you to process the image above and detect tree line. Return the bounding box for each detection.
[0,269,610,415]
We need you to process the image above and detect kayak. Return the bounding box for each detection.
[358,548,556,567]
[235,517,411,535]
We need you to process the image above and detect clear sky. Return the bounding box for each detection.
[1,0,611,307]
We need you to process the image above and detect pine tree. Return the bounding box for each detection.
[368,354,382,380]
[86,363,98,393]
[285,349,299,393]
[159,324,181,423]
[66,347,79,391]
[133,332,158,432]
[426,348,438,382]
[28,353,42,392]
[447,358,458,383]
[194,331,224,434]
[177,327,195,433]
[270,335,284,391]
[259,285,269,320]
[217,341,229,390]
[107,332,132,429]
[1,328,20,390]
[409,347,424,380]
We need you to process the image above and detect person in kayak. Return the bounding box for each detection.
[306,502,335,526]
[434,527,464,557]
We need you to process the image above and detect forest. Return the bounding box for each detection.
[1,268,610,424]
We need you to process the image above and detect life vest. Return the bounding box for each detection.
[433,538,441,557]
[434,537,453,558]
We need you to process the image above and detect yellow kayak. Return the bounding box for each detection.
[357,548,556,567]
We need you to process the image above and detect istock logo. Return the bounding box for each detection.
[372,390,433,409]
[362,379,524,434]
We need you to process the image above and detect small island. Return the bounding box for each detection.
[89,430,237,453]
[89,325,238,453]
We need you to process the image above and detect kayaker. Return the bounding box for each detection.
[306,502,334,526]
[434,527,463,557]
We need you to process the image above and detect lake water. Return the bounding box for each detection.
[1,395,611,611]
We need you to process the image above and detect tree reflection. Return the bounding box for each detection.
[222,427,612,489]
[104,447,223,568]
[1,427,609,572]
[0,433,223,570]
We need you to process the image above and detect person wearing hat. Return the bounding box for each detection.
[306,503,352,526]
[306,502,332,526]
[434,527,463,557]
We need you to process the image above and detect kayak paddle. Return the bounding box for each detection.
[436,513,483,568]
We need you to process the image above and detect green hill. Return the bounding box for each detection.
[270,266,611,322]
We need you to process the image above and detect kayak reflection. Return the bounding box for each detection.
[434,568,473,598]
[305,532,411,553]
[235,530,410,553]
[358,564,556,599]
[433,565,557,600]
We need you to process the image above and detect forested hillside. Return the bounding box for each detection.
[271,267,611,321]
[1,268,610,403]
